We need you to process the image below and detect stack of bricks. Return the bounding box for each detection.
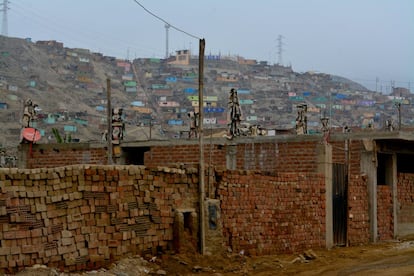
[0,165,199,273]
[377,185,393,240]
[347,175,370,245]
[217,170,326,256]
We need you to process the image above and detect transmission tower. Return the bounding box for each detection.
[165,23,170,59]
[277,34,284,65]
[0,0,9,36]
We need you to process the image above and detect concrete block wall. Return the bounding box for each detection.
[347,175,370,245]
[0,165,199,273]
[377,185,393,240]
[217,170,326,255]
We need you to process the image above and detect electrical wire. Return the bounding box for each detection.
[10,1,165,58]
[131,0,201,40]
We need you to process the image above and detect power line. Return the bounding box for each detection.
[10,1,164,58]
[132,0,201,40]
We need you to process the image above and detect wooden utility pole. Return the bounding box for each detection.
[398,102,402,130]
[198,38,206,255]
[106,78,113,165]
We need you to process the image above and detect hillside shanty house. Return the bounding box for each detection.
[168,50,191,66]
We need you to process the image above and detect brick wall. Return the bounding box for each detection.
[143,141,320,173]
[347,175,370,245]
[330,140,369,244]
[377,185,393,240]
[0,165,199,273]
[397,173,414,234]
[331,140,363,176]
[18,143,107,169]
[217,170,326,255]
[251,141,318,172]
[20,139,352,175]
[144,144,226,168]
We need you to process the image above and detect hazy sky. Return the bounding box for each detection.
[6,0,414,92]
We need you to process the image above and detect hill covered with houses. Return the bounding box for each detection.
[0,36,412,158]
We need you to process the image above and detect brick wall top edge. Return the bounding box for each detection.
[19,131,411,151]
[0,164,200,175]
[20,142,106,151]
[219,169,324,178]
[122,131,410,148]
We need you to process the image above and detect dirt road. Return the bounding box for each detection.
[12,239,414,275]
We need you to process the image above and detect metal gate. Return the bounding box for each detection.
[333,163,348,246]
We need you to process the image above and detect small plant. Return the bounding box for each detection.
[52,128,63,143]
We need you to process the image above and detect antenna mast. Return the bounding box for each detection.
[0,0,9,36]
[277,34,284,65]
[165,23,170,59]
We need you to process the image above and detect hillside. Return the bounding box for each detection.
[0,36,411,156]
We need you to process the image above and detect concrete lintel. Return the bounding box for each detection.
[175,208,196,214]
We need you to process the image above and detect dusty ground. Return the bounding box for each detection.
[10,238,414,276]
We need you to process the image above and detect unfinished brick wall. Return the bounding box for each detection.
[377,185,393,240]
[239,141,319,172]
[19,139,349,175]
[143,140,320,173]
[217,170,326,255]
[19,143,107,169]
[331,140,363,176]
[143,144,226,169]
[0,165,199,273]
[397,173,414,235]
[347,175,370,245]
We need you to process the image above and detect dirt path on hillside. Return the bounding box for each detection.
[11,239,414,275]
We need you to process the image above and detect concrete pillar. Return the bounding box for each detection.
[17,144,29,169]
[361,151,378,242]
[226,145,237,170]
[316,143,333,249]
